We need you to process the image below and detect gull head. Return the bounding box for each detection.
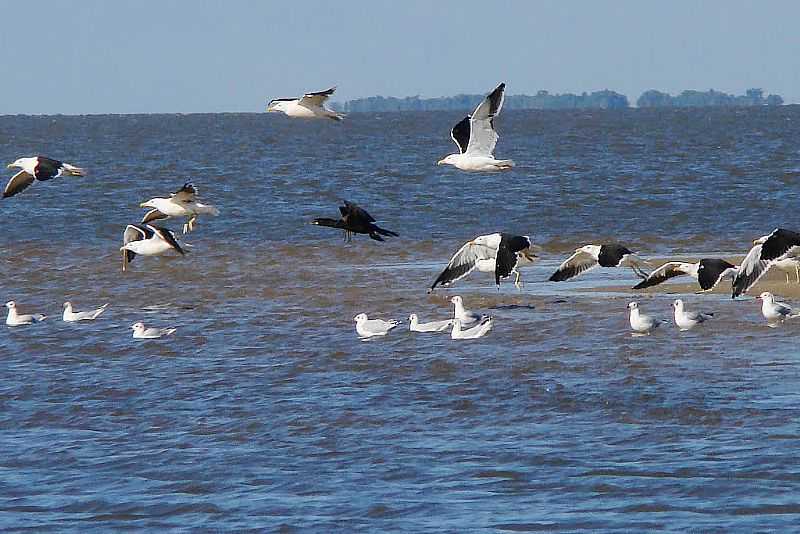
[266,100,285,113]
[627,302,638,311]
[673,299,684,310]
[131,322,145,332]
[140,199,158,209]
[63,301,72,310]
[757,292,773,303]
[408,313,418,322]
[5,301,16,309]
[450,296,462,306]
[7,158,24,169]
[353,313,367,324]
[437,154,458,166]
[753,234,770,245]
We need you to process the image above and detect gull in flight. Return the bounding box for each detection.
[550,243,650,282]
[311,200,398,242]
[140,183,220,234]
[437,83,514,172]
[451,317,494,339]
[354,313,399,339]
[120,224,185,271]
[408,313,453,333]
[63,302,108,322]
[627,302,661,335]
[732,228,800,298]
[634,258,738,292]
[4,156,84,198]
[429,233,536,291]
[5,301,46,326]
[132,322,177,339]
[266,87,344,121]
[672,299,713,331]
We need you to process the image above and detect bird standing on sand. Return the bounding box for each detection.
[672,299,713,331]
[4,156,84,198]
[429,233,536,291]
[311,200,398,242]
[756,292,799,326]
[627,302,661,335]
[266,87,344,121]
[140,183,220,234]
[437,83,514,172]
[550,243,650,282]
[5,301,46,326]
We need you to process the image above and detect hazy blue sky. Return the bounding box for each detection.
[1,0,798,114]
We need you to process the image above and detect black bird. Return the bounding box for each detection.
[549,243,650,282]
[311,200,398,242]
[732,228,800,298]
[633,258,738,292]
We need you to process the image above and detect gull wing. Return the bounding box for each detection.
[141,209,169,224]
[2,170,35,198]
[149,225,185,255]
[171,182,197,203]
[549,250,599,282]
[466,83,505,157]
[697,259,737,291]
[122,224,153,269]
[761,228,800,261]
[633,261,694,290]
[33,156,64,180]
[450,117,470,154]
[495,235,531,285]
[732,243,769,297]
[430,240,496,290]
[299,87,336,107]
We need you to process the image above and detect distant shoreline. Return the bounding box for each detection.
[333,88,784,113]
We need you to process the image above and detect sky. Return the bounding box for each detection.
[1,0,798,114]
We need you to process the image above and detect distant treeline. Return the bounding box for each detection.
[332,88,783,112]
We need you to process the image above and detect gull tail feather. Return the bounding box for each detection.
[92,304,109,319]
[62,163,85,176]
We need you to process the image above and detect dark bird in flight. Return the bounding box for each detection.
[311,200,398,242]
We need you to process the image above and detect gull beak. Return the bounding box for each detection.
[436,159,445,166]
[6,163,14,169]
[139,202,149,208]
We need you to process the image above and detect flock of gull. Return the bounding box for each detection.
[5,83,800,339]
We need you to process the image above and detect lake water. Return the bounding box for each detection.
[1,107,800,531]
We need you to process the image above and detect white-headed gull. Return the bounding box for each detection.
[63,302,108,322]
[550,243,650,282]
[354,313,399,338]
[756,292,799,326]
[451,317,494,339]
[140,183,220,234]
[430,233,536,291]
[437,83,514,172]
[5,301,46,326]
[132,322,176,339]
[408,314,453,333]
[266,87,343,121]
[4,156,84,198]
[627,302,661,335]
[672,299,713,331]
[449,296,485,325]
[120,224,185,271]
[732,228,800,297]
[634,258,738,292]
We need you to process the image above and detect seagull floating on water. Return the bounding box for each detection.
[140,183,220,234]
[312,200,398,242]
[132,321,176,339]
[5,301,46,326]
[4,156,84,198]
[732,229,800,298]
[120,224,185,271]
[451,317,494,339]
[672,299,713,331]
[756,292,799,326]
[633,258,738,292]
[449,296,485,326]
[550,244,650,282]
[627,302,661,335]
[408,313,453,333]
[62,301,108,322]
[437,83,514,172]
[354,313,399,338]
[430,233,536,291]
[266,87,343,121]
